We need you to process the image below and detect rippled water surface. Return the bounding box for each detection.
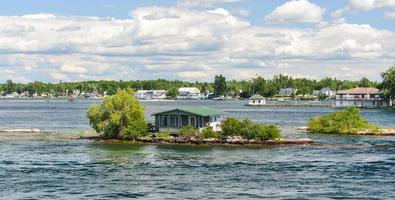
[1,99,395,199]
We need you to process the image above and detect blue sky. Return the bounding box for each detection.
[0,0,395,82]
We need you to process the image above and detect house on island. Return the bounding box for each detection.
[279,88,297,97]
[247,94,266,106]
[176,87,203,100]
[335,87,389,108]
[152,107,223,132]
[135,90,167,100]
[320,87,336,98]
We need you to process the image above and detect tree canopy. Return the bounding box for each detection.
[86,89,148,139]
[381,66,395,102]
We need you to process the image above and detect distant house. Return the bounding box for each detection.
[335,87,388,108]
[279,88,297,97]
[152,107,223,132]
[135,90,167,100]
[320,87,336,98]
[177,87,202,100]
[247,94,266,106]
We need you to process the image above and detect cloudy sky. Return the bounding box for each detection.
[1,0,395,83]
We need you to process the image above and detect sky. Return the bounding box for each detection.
[1,0,395,83]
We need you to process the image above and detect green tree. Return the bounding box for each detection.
[86,89,148,139]
[4,80,14,94]
[214,74,226,96]
[358,77,371,87]
[381,66,395,105]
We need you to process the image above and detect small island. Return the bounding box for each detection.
[306,106,395,136]
[85,89,313,146]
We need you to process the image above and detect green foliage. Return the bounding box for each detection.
[199,126,220,139]
[155,132,173,139]
[214,74,227,96]
[221,117,281,141]
[179,125,198,137]
[308,107,378,134]
[381,66,395,103]
[86,89,148,139]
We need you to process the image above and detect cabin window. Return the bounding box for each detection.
[181,115,189,127]
[170,115,178,128]
[190,116,196,127]
[161,115,168,127]
[373,101,376,106]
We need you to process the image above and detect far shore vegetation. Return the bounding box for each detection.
[86,89,282,142]
[1,66,395,101]
[308,107,380,135]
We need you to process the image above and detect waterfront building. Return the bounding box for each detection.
[247,94,266,106]
[279,88,297,97]
[176,87,202,100]
[152,107,222,132]
[335,87,388,108]
[320,87,336,98]
[135,90,167,100]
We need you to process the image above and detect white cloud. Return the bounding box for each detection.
[349,0,395,11]
[177,0,241,8]
[0,6,394,82]
[265,0,325,23]
[385,11,395,19]
[60,64,87,74]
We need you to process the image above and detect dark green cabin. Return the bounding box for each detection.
[152,107,222,131]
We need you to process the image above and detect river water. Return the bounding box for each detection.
[1,99,395,199]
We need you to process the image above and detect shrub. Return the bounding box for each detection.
[221,117,281,141]
[199,126,220,139]
[179,125,198,137]
[155,132,173,139]
[308,107,378,134]
[86,89,148,139]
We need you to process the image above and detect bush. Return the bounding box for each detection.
[221,117,281,141]
[86,89,148,139]
[155,132,173,139]
[199,126,220,139]
[308,107,378,134]
[179,125,198,137]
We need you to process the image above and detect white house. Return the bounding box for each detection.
[247,94,266,106]
[279,88,297,97]
[177,87,202,100]
[335,87,388,108]
[320,87,336,98]
[135,90,167,100]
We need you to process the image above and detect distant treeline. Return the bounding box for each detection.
[0,74,380,98]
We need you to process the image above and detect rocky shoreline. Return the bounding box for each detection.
[297,127,395,136]
[81,136,314,146]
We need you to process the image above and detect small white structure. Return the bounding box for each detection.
[335,87,388,108]
[135,90,167,100]
[320,87,336,98]
[279,88,297,97]
[177,87,202,100]
[248,94,266,106]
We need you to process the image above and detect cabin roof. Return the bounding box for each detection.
[336,87,380,95]
[249,94,265,100]
[152,106,222,117]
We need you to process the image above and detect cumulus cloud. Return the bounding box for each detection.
[349,0,395,11]
[265,0,325,23]
[177,0,241,8]
[0,5,394,82]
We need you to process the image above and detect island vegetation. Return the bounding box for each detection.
[308,107,380,135]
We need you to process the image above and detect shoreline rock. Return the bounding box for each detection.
[80,136,314,146]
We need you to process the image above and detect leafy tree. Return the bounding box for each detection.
[214,74,226,96]
[358,77,371,87]
[4,80,14,94]
[86,89,148,139]
[179,125,198,137]
[166,87,179,99]
[381,66,395,104]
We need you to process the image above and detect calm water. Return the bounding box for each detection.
[1,99,395,199]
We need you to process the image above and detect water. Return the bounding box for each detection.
[1,99,395,199]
